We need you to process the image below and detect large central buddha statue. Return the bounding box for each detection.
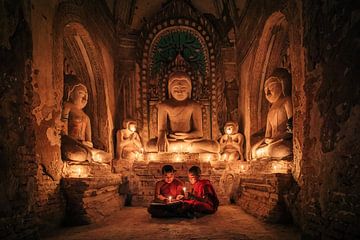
[147,71,219,153]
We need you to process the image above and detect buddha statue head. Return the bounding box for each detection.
[224,121,239,135]
[67,83,88,109]
[264,76,284,104]
[168,71,192,101]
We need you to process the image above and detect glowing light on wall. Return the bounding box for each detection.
[271,161,291,174]
[66,165,89,178]
[239,162,249,173]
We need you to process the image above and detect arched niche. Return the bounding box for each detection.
[53,3,112,153]
[249,11,291,141]
[136,0,224,145]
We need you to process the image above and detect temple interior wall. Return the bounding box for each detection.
[0,0,358,239]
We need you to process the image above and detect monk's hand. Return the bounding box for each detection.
[187,192,196,200]
[184,192,189,199]
[264,138,273,144]
[176,194,184,200]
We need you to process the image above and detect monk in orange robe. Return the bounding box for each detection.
[148,165,184,217]
[183,166,219,215]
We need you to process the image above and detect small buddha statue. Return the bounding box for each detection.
[219,121,244,161]
[251,72,293,160]
[147,71,219,153]
[116,119,143,160]
[61,83,111,164]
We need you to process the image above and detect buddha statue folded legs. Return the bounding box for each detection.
[147,71,219,154]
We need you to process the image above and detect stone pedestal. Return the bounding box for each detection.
[113,153,244,206]
[236,172,294,223]
[61,175,124,225]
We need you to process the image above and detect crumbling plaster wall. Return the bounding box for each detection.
[236,0,360,238]
[0,1,40,239]
[1,0,117,238]
[31,1,65,225]
[295,0,360,238]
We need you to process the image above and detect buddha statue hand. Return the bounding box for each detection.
[82,140,93,148]
[169,132,190,140]
[157,133,169,152]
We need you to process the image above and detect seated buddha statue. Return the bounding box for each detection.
[61,83,111,164]
[251,73,293,160]
[116,119,143,160]
[147,71,219,153]
[219,121,244,161]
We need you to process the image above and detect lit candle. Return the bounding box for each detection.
[93,153,102,162]
[183,187,186,193]
[273,165,278,171]
[168,196,172,203]
[77,167,81,178]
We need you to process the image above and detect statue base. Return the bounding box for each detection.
[61,175,124,225]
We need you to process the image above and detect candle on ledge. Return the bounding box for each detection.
[77,167,81,178]
[168,196,172,203]
[183,187,186,193]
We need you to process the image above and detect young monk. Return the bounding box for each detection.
[148,165,184,217]
[183,166,219,215]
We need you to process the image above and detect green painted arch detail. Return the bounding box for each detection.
[151,31,206,77]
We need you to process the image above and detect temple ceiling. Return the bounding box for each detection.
[106,0,247,31]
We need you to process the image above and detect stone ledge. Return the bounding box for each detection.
[61,175,124,225]
[236,172,294,223]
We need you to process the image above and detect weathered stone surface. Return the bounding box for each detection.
[237,172,294,223]
[61,175,124,226]
[114,156,241,206]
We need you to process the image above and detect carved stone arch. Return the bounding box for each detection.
[53,2,113,153]
[137,0,224,145]
[249,11,290,136]
[147,26,211,99]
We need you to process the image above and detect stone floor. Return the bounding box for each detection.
[43,205,300,240]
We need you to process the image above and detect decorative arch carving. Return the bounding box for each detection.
[53,2,113,152]
[136,0,224,144]
[249,11,290,136]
